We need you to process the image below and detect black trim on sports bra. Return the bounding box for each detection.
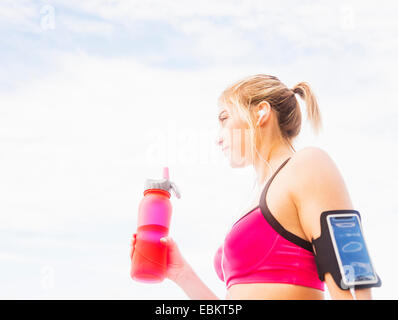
[232,205,260,227]
[259,157,314,253]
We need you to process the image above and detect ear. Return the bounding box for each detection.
[256,101,271,126]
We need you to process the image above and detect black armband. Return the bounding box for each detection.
[311,209,382,290]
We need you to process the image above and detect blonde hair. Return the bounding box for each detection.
[218,74,322,157]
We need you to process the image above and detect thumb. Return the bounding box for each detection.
[160,236,174,246]
[160,236,168,243]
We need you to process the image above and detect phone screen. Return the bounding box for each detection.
[328,215,377,285]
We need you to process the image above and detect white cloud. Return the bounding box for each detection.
[58,15,115,35]
[0,0,39,32]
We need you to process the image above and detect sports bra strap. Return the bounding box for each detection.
[259,156,314,252]
[263,157,291,192]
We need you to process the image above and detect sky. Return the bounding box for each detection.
[0,0,397,299]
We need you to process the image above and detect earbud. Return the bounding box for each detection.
[256,109,266,126]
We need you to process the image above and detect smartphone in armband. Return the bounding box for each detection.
[327,213,378,287]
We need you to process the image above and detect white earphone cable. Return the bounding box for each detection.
[350,287,357,300]
[220,109,296,286]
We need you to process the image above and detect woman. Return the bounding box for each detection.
[130,74,372,300]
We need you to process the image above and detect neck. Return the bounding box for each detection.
[252,138,294,191]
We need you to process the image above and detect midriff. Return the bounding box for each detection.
[226,282,324,300]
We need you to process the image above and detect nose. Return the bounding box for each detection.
[215,134,223,148]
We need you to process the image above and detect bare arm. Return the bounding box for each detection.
[174,265,221,300]
[289,147,373,300]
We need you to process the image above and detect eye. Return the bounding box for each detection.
[219,116,228,123]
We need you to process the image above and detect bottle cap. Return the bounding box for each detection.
[144,167,181,199]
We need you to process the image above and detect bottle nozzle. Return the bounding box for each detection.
[145,166,179,199]
[163,167,169,180]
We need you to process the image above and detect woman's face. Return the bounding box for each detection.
[216,105,252,168]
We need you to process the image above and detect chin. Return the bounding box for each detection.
[229,157,248,168]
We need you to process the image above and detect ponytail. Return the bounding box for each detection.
[292,82,322,135]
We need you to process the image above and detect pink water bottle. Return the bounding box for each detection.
[130,167,181,283]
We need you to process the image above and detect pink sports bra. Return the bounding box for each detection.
[214,157,324,291]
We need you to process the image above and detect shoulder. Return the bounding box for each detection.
[288,146,349,198]
[287,146,354,239]
[288,146,342,186]
[290,146,335,171]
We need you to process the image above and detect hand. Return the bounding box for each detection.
[129,234,190,284]
[159,236,191,284]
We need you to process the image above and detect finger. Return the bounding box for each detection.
[160,236,171,244]
[160,236,175,247]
